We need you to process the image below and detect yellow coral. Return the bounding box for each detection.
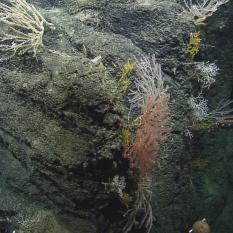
[120,192,133,208]
[118,61,134,92]
[187,32,201,58]
[120,61,134,82]
[121,128,131,146]
[193,121,216,130]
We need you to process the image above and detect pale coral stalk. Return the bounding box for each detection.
[0,0,53,59]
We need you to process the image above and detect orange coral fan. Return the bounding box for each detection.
[124,93,170,172]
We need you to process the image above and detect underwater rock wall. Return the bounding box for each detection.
[0,39,124,232]
[188,1,233,232]
[0,0,232,233]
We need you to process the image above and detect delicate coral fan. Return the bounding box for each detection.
[123,175,153,233]
[189,96,233,121]
[195,62,219,89]
[189,97,209,121]
[124,93,170,172]
[184,0,229,25]
[128,54,168,110]
[0,0,54,60]
[123,55,171,233]
[102,175,126,198]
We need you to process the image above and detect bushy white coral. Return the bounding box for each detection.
[189,96,233,121]
[195,62,219,89]
[0,0,53,60]
[102,175,126,198]
[184,0,229,19]
[189,97,209,121]
[128,54,169,110]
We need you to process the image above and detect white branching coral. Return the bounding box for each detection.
[16,211,42,231]
[183,0,229,24]
[102,175,126,198]
[0,0,54,60]
[195,62,219,89]
[189,96,233,121]
[189,97,209,121]
[128,54,169,110]
[123,175,153,233]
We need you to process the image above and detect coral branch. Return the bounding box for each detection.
[0,0,53,60]
[124,93,170,172]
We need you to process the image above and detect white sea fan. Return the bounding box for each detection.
[189,96,233,121]
[128,54,169,110]
[111,175,126,198]
[184,0,229,18]
[189,97,209,120]
[195,62,219,89]
[102,175,126,198]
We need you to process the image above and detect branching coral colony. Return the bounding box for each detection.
[121,54,171,233]
[0,0,54,61]
[183,0,233,133]
[119,1,233,232]
[183,0,229,25]
[1,0,232,233]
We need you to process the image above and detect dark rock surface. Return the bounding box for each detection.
[0,0,232,233]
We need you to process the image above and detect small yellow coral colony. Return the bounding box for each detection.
[118,61,134,92]
[187,32,201,58]
[121,128,132,146]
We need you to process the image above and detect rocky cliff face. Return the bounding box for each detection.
[0,0,232,233]
[188,1,233,232]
